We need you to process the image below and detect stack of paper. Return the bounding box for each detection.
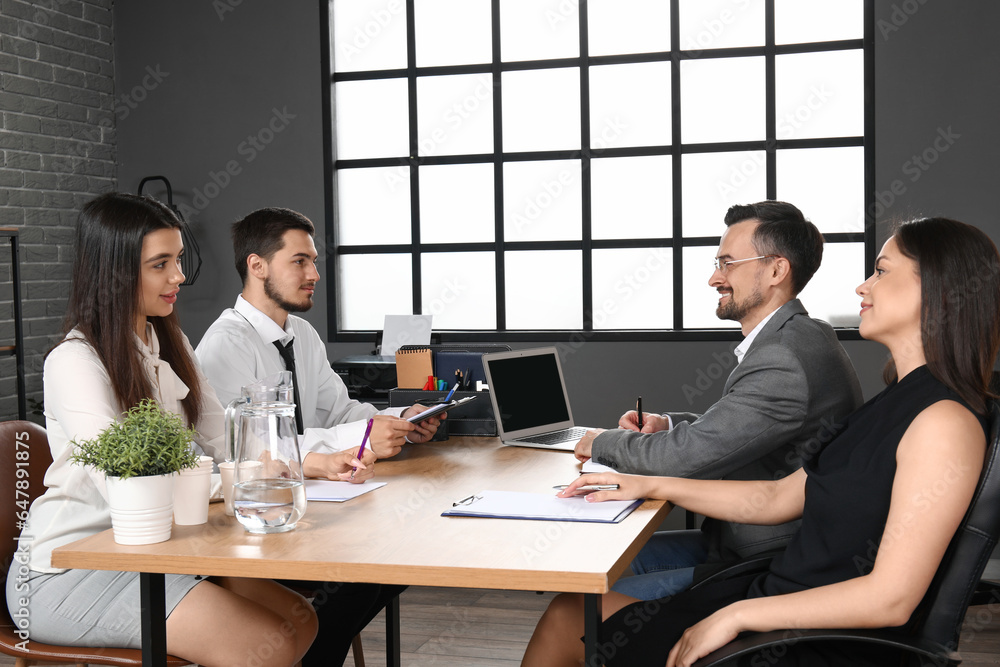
[304,480,386,502]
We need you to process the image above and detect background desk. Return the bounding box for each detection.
[52,436,670,666]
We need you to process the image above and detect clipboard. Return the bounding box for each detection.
[441,490,642,524]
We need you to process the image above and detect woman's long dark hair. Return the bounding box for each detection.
[883,217,1000,415]
[60,192,204,425]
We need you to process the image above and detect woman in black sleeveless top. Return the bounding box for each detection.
[522,218,1000,667]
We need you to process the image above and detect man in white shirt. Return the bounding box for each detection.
[574,201,863,601]
[196,208,442,468]
[196,206,437,666]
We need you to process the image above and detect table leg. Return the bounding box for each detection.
[140,572,167,667]
[584,593,603,666]
[385,592,401,667]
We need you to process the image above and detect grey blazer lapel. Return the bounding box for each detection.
[721,299,807,394]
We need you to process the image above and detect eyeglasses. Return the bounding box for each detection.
[712,254,779,274]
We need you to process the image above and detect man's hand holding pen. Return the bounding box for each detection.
[618,411,669,433]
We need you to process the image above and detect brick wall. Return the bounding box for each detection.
[0,0,116,421]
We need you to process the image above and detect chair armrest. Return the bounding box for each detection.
[689,554,776,591]
[690,628,961,667]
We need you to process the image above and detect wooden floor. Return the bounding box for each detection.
[344,586,1000,667]
[3,584,1000,666]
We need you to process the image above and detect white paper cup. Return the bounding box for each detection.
[218,461,236,516]
[174,456,214,525]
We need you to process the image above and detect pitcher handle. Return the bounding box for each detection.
[224,397,249,462]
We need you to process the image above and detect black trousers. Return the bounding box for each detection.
[278,579,407,666]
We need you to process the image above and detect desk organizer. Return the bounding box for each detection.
[389,389,497,439]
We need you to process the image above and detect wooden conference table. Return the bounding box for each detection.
[51,436,671,667]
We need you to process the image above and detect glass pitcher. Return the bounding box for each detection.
[225,371,306,534]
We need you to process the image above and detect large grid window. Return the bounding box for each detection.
[324,0,873,341]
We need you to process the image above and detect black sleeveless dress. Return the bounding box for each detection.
[600,366,986,667]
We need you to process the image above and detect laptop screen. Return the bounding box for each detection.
[487,350,571,432]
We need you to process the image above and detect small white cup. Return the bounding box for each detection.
[218,461,236,516]
[174,456,214,525]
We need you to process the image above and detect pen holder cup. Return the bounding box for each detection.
[389,389,497,439]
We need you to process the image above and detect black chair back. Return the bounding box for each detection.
[908,397,1000,649]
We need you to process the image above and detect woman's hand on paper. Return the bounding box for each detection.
[334,446,377,484]
[556,472,651,502]
[302,447,375,482]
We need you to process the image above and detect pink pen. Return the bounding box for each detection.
[351,418,374,480]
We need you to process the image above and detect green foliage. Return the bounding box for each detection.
[69,398,200,480]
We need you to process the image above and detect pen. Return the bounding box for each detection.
[553,484,620,491]
[637,396,643,431]
[444,382,458,402]
[351,418,373,480]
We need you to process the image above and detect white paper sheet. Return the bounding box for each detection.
[381,314,433,356]
[304,480,386,502]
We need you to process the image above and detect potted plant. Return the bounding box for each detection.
[71,398,200,545]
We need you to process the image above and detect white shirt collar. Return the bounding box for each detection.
[234,295,293,346]
[734,307,780,364]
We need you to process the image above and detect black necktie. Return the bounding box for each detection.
[273,339,304,433]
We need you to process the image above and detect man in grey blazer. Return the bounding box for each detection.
[574,201,863,600]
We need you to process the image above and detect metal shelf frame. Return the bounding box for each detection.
[1,228,27,420]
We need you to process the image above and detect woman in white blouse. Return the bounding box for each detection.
[6,193,318,666]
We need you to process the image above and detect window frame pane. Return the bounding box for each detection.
[324,0,873,343]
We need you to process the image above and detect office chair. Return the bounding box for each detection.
[0,419,190,666]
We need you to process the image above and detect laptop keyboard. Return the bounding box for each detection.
[518,426,590,445]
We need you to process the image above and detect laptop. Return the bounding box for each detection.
[481,346,595,451]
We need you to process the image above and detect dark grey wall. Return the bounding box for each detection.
[872,1,1000,243]
[113,2,327,340]
[112,1,1000,431]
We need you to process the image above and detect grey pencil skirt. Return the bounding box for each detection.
[5,561,204,649]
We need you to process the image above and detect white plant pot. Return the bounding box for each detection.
[106,473,176,545]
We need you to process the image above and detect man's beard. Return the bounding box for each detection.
[716,286,763,323]
[264,275,314,313]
